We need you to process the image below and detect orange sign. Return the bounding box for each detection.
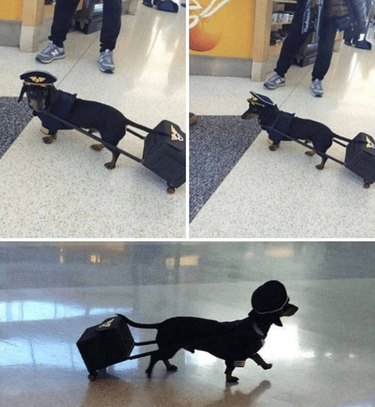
[189,0,254,58]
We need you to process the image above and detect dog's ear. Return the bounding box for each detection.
[18,84,27,103]
[47,86,58,107]
[273,315,283,327]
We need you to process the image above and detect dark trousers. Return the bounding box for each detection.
[344,24,360,43]
[275,0,339,81]
[50,0,122,52]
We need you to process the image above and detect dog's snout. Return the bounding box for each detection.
[282,303,298,317]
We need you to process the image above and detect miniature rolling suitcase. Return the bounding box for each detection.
[76,315,135,380]
[142,120,186,193]
[345,132,375,188]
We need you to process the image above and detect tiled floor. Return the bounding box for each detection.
[2,241,375,407]
[189,34,375,238]
[0,5,186,238]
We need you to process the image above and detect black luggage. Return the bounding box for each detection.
[345,132,375,188]
[76,316,135,378]
[77,315,157,380]
[142,120,186,192]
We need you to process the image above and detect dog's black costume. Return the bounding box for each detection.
[18,70,132,169]
[119,280,298,383]
[242,92,349,170]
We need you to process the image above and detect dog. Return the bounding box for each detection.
[18,70,145,169]
[118,280,298,383]
[241,91,348,170]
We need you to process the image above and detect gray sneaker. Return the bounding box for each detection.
[36,42,65,64]
[311,79,323,97]
[264,73,286,90]
[98,49,115,73]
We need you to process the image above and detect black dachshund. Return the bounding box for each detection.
[18,70,146,169]
[242,92,349,170]
[118,280,298,383]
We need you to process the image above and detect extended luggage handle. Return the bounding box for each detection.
[262,122,345,166]
[126,340,158,361]
[44,111,174,164]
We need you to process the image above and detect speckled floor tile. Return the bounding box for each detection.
[0,97,33,159]
[0,6,186,238]
[189,115,261,221]
[189,33,375,238]
[2,242,375,407]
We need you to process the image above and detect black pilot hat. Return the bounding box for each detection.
[248,91,275,107]
[18,70,57,102]
[251,280,289,326]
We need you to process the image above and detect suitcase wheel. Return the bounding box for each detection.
[167,184,176,194]
[88,372,97,381]
[364,182,371,189]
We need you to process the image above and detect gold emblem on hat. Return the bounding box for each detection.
[30,76,47,83]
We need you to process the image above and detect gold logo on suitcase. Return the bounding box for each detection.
[170,124,184,142]
[99,318,114,329]
[365,136,375,149]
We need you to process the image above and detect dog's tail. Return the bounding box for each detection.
[117,313,160,329]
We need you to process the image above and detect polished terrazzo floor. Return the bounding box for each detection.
[2,242,375,407]
[190,33,375,238]
[0,4,186,238]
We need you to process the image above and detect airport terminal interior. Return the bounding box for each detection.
[2,241,375,407]
[2,2,375,407]
[190,19,375,238]
[0,1,186,239]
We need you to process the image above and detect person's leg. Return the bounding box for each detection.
[312,17,338,81]
[50,0,80,47]
[98,0,122,73]
[310,16,338,96]
[264,0,309,89]
[36,0,79,63]
[100,0,122,52]
[275,24,310,77]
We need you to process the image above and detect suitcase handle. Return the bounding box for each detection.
[262,125,345,166]
[44,111,152,163]
[44,111,177,164]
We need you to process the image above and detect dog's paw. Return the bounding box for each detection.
[226,376,239,383]
[42,136,55,144]
[269,145,279,151]
[315,164,324,170]
[91,144,103,151]
[166,364,178,372]
[145,369,152,378]
[305,150,315,156]
[104,162,116,170]
[262,363,273,370]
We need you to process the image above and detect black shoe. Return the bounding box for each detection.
[355,40,372,50]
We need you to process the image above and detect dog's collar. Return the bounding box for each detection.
[252,322,265,338]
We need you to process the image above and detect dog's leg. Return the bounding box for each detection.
[104,151,120,170]
[225,360,239,383]
[250,353,272,370]
[145,352,161,378]
[269,142,280,151]
[90,143,105,151]
[315,156,327,170]
[163,359,178,372]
